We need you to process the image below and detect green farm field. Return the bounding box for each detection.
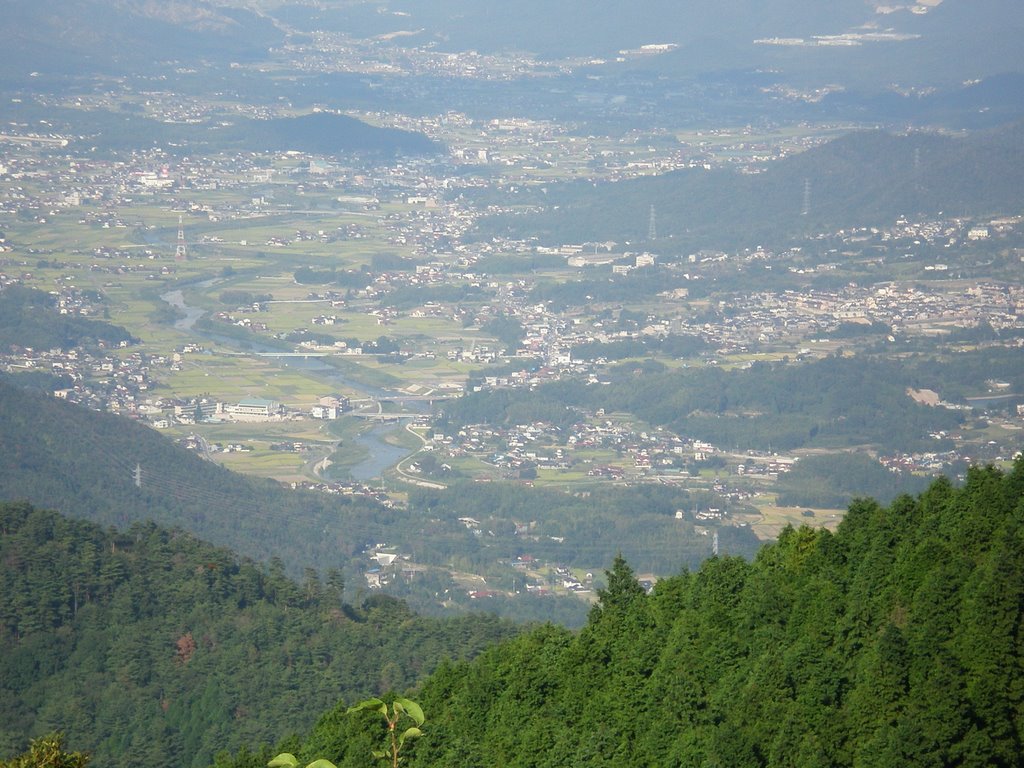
[163,355,332,403]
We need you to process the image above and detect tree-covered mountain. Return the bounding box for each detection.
[0,0,283,78]
[0,502,520,768]
[477,121,1024,249]
[227,113,439,157]
[439,354,969,456]
[0,376,756,608]
[0,101,439,158]
[0,377,393,576]
[0,286,135,352]
[256,458,1024,768]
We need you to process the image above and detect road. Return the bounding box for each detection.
[393,422,447,489]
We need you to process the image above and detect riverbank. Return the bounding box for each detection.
[160,284,424,482]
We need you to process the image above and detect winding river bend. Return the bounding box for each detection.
[163,288,207,333]
[160,287,423,480]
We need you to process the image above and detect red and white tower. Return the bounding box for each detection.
[174,216,187,261]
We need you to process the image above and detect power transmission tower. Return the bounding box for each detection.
[712,530,719,557]
[647,204,657,240]
[174,215,188,261]
[133,463,143,489]
[914,146,924,199]
[801,178,811,217]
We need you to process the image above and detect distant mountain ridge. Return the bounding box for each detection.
[237,112,440,157]
[479,120,1024,248]
[4,0,1020,91]
[288,0,1024,88]
[0,99,439,157]
[1,0,283,77]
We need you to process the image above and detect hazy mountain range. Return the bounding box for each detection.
[289,0,1024,88]
[4,0,1022,93]
[1,0,282,77]
[479,119,1024,247]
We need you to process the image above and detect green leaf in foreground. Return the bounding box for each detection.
[269,698,426,768]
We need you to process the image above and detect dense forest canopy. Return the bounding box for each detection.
[6,458,1024,768]
[243,458,1024,768]
[0,503,520,768]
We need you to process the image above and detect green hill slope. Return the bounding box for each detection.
[0,377,391,573]
[0,100,440,158]
[438,355,968,456]
[0,287,135,351]
[0,503,519,768]
[264,459,1024,768]
[0,377,756,615]
[480,121,1024,249]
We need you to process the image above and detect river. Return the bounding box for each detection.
[160,286,423,479]
[163,288,207,332]
[350,424,412,481]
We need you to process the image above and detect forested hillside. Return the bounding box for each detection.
[0,378,390,574]
[440,354,969,455]
[0,101,440,157]
[0,503,520,768]
[478,121,1024,248]
[258,459,1024,768]
[0,378,756,604]
[0,286,135,351]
